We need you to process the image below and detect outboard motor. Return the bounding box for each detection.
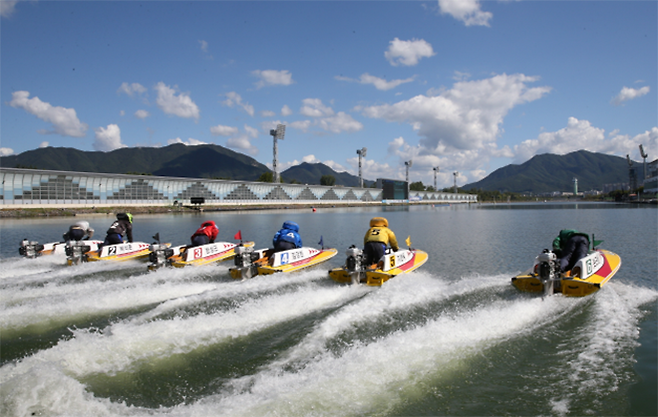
[148,243,175,269]
[19,239,44,258]
[233,245,260,279]
[65,241,92,265]
[536,249,559,296]
[345,245,365,284]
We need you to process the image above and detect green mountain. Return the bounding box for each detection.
[281,162,373,187]
[0,144,270,181]
[463,150,632,193]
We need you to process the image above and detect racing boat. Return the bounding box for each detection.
[229,245,338,279]
[83,241,159,263]
[19,238,102,259]
[511,240,621,297]
[328,245,429,286]
[146,230,255,269]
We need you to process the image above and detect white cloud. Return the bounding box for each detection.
[0,1,18,18]
[221,124,260,156]
[289,120,312,131]
[385,38,435,67]
[438,0,492,27]
[223,92,255,116]
[0,147,14,156]
[361,73,550,154]
[226,134,258,155]
[336,73,416,91]
[93,124,126,151]
[252,69,294,88]
[611,86,650,106]
[285,99,364,134]
[118,82,147,97]
[260,110,276,117]
[317,112,363,134]
[39,142,49,148]
[199,40,208,53]
[154,82,200,119]
[281,105,293,116]
[300,98,335,118]
[9,91,88,137]
[134,109,150,119]
[210,124,239,136]
[167,137,207,146]
[385,135,506,186]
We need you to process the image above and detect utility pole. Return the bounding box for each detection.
[405,160,413,198]
[270,124,285,183]
[357,148,367,188]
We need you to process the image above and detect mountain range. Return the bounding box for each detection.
[463,150,633,193]
[0,145,634,194]
[0,144,370,186]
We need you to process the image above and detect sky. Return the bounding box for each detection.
[1,0,656,189]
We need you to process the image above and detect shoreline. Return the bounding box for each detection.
[0,202,407,218]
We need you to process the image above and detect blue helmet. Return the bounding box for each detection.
[282,221,299,232]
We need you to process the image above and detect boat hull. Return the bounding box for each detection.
[85,242,155,263]
[169,241,254,268]
[511,249,621,297]
[329,249,429,286]
[230,247,338,279]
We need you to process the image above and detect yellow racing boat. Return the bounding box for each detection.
[329,246,429,286]
[84,241,157,263]
[511,247,621,297]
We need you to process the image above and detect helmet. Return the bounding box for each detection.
[282,221,299,232]
[370,217,388,227]
[202,220,216,227]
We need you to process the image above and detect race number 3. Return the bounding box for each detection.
[194,248,203,259]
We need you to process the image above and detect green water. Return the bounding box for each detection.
[1,203,656,416]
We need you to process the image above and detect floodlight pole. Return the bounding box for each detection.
[405,160,413,196]
[357,147,367,188]
[270,124,286,183]
[639,144,648,180]
[453,171,459,194]
[433,166,439,191]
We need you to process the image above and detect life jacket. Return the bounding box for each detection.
[273,221,302,248]
[553,229,590,251]
[192,221,219,242]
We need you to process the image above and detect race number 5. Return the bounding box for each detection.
[390,256,396,268]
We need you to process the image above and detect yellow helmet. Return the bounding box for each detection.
[369,217,388,227]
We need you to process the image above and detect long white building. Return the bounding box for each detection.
[0,168,477,208]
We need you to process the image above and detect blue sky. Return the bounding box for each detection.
[1,0,656,189]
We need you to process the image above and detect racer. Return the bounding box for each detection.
[190,220,219,247]
[103,213,133,245]
[552,229,590,272]
[363,217,398,266]
[272,221,302,252]
[63,221,94,242]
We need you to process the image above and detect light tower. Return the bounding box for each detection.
[433,166,439,191]
[453,171,459,194]
[573,177,578,195]
[627,154,637,197]
[405,160,413,197]
[639,144,648,180]
[270,124,286,183]
[357,147,367,188]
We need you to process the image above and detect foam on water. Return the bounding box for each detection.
[1,261,656,417]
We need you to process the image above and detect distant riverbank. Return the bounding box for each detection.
[0,201,413,218]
